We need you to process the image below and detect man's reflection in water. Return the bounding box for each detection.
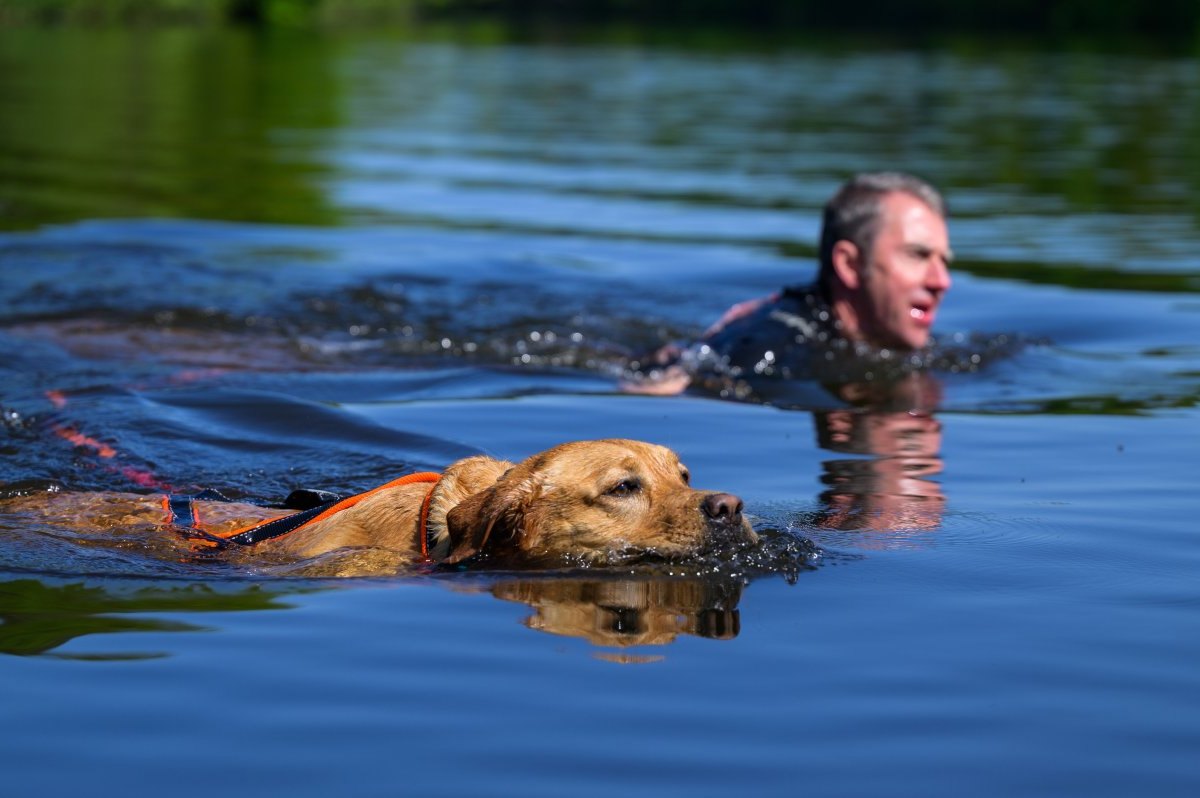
[810,372,946,545]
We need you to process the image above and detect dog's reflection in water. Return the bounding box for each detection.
[486,575,743,652]
[0,573,746,659]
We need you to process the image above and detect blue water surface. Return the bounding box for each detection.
[1,27,1199,798]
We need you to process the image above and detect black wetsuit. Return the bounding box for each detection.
[676,283,940,407]
[701,284,841,381]
[627,283,1020,409]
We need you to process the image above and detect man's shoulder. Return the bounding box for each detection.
[708,284,822,336]
[703,282,831,367]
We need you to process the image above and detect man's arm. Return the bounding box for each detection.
[619,291,780,396]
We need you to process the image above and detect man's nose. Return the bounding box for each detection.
[928,256,952,292]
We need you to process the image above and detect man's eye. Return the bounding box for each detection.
[606,479,640,497]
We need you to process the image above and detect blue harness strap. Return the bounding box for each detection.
[164,490,339,549]
[167,495,197,529]
[221,502,340,547]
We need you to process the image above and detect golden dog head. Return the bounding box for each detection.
[442,439,757,566]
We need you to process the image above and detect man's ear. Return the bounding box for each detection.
[830,240,863,291]
[443,478,538,564]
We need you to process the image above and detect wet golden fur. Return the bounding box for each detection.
[2,439,756,571]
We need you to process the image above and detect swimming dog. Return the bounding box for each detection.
[2,439,756,571]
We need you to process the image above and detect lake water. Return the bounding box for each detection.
[1,25,1199,797]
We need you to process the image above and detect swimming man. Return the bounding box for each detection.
[623,171,954,397]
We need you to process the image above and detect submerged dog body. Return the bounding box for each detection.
[3,439,756,570]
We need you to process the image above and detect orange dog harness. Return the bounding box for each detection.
[166,472,443,557]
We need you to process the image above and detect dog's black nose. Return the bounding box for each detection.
[702,492,744,523]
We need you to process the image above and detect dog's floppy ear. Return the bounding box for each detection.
[443,476,538,564]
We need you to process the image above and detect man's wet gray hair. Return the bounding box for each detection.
[816,172,946,294]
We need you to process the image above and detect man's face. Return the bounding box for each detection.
[856,192,952,350]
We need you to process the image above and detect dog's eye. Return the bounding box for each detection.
[605,479,640,497]
[680,469,691,485]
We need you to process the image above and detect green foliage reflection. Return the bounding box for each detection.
[0,27,341,229]
[0,577,299,659]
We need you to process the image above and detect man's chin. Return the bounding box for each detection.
[876,328,930,352]
[857,318,931,352]
[905,329,932,350]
